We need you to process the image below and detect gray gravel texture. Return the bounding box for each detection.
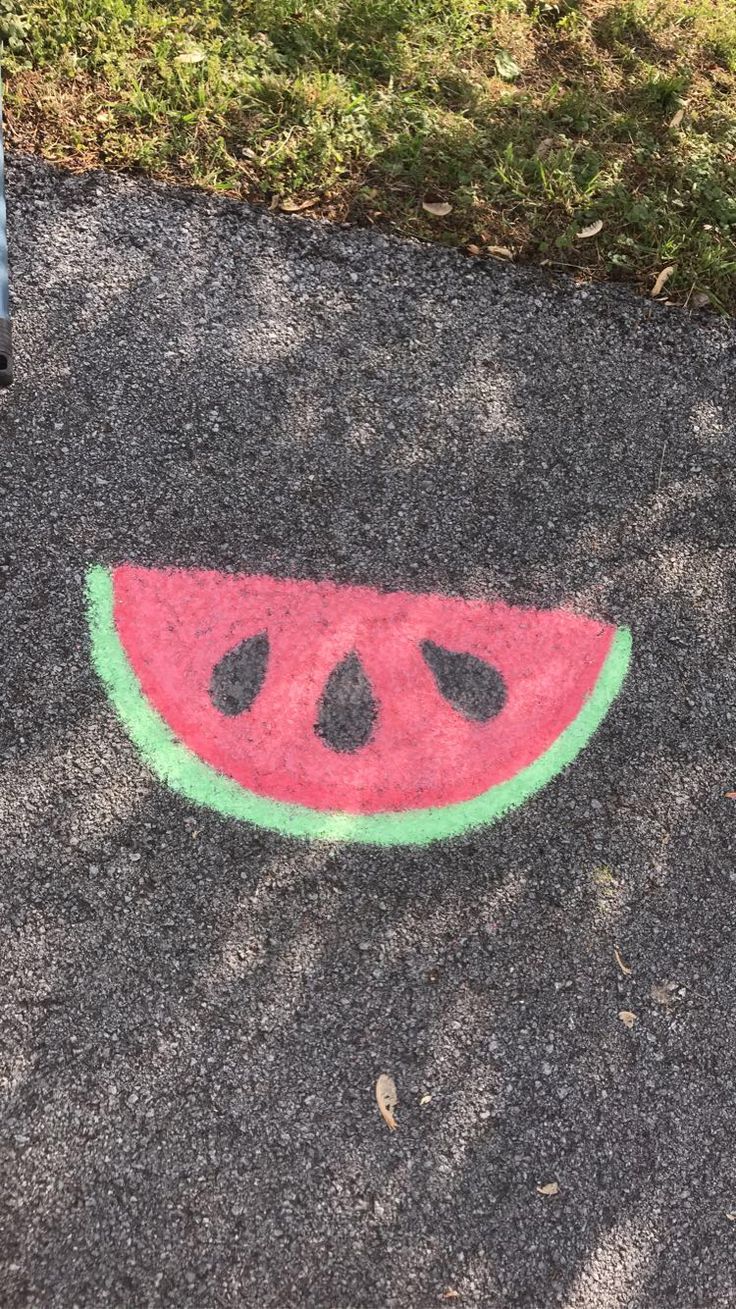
[1,156,736,1309]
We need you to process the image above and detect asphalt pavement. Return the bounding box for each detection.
[1,155,736,1308]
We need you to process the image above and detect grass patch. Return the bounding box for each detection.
[2,0,736,308]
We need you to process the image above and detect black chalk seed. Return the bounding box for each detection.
[421,640,506,722]
[316,651,377,753]
[209,633,269,716]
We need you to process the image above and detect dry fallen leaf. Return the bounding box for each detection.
[651,980,677,1007]
[577,220,603,240]
[420,1092,432,1105]
[487,245,513,260]
[651,265,675,298]
[618,1010,637,1029]
[376,1074,398,1131]
[536,1181,559,1197]
[726,1212,736,1222]
[175,49,205,63]
[280,197,319,213]
[669,108,685,129]
[466,244,482,256]
[441,1291,460,1301]
[724,790,736,800]
[614,945,632,977]
[422,201,453,217]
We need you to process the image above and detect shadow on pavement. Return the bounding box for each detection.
[1,157,735,1307]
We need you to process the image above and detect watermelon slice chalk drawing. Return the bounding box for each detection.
[86,566,631,846]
